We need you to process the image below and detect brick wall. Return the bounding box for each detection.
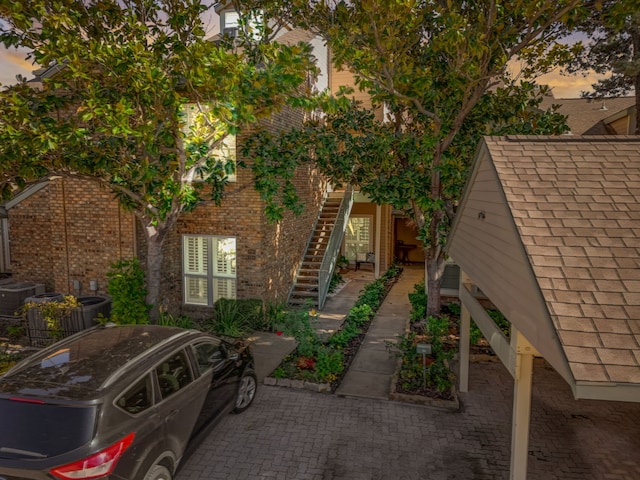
[8,177,136,296]
[173,105,326,318]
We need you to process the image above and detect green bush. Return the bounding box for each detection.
[106,258,150,324]
[211,298,251,337]
[408,281,427,322]
[390,316,455,393]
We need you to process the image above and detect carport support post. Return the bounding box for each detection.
[458,272,472,392]
[510,329,534,480]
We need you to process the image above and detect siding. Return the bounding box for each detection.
[447,146,572,384]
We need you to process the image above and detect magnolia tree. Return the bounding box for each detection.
[565,0,640,133]
[0,0,317,321]
[240,0,595,317]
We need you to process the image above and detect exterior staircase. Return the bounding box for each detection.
[288,189,353,308]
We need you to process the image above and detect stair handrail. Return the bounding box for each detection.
[317,185,354,308]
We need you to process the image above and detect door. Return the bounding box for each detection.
[344,216,372,263]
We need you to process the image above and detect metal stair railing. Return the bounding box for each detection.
[316,185,353,308]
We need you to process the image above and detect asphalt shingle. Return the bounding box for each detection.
[486,136,640,385]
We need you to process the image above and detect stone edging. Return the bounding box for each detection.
[263,376,331,393]
[388,358,460,411]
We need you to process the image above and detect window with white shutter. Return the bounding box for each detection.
[183,235,236,306]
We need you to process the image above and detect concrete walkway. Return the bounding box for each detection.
[335,265,423,399]
[249,265,424,400]
[247,268,375,383]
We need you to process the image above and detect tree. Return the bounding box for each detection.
[242,0,587,317]
[0,0,317,321]
[565,0,640,134]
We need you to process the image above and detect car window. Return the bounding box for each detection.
[192,342,225,375]
[0,399,96,458]
[116,375,153,415]
[156,350,193,399]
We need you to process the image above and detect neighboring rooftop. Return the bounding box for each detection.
[539,96,636,135]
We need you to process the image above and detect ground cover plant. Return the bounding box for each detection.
[390,280,511,399]
[271,264,402,389]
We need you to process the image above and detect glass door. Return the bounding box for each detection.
[344,216,372,262]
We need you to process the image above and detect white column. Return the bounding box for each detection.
[510,329,534,480]
[458,270,471,392]
[459,302,471,392]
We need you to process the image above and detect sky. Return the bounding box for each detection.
[0,44,607,99]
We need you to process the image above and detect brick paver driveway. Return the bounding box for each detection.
[177,361,640,480]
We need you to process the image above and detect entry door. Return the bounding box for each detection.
[344,216,372,262]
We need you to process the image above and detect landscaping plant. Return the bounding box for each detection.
[106,258,150,325]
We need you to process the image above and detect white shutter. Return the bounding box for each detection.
[214,278,236,302]
[184,236,208,275]
[185,277,208,305]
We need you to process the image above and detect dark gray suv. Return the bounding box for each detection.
[0,324,257,479]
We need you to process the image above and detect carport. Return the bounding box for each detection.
[446,136,640,480]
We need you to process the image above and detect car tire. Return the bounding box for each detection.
[233,371,257,413]
[144,464,172,480]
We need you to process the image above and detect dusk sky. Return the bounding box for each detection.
[0,22,608,100]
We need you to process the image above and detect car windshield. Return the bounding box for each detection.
[0,399,96,458]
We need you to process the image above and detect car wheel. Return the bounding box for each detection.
[144,464,172,480]
[233,371,257,413]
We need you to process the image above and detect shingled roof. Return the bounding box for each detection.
[447,135,640,401]
[539,96,635,135]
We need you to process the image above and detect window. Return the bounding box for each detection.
[156,351,193,400]
[183,235,236,307]
[116,375,153,415]
[192,341,224,375]
[182,104,236,182]
[344,216,372,262]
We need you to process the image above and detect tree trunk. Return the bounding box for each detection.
[145,231,165,324]
[425,251,446,319]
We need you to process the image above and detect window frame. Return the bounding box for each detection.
[182,235,237,307]
[343,215,374,262]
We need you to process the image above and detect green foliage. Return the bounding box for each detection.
[21,295,81,341]
[242,0,578,317]
[314,347,344,382]
[354,279,386,310]
[273,264,401,384]
[408,281,428,323]
[0,0,318,321]
[106,258,150,325]
[211,298,251,338]
[328,321,360,348]
[0,344,23,375]
[328,271,343,294]
[336,255,350,270]
[390,315,455,394]
[564,0,639,128]
[157,312,194,330]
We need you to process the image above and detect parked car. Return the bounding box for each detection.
[0,324,257,480]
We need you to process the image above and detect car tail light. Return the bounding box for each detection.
[49,432,135,480]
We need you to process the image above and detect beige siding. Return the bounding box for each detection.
[448,152,573,384]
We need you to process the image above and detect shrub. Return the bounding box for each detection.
[210,298,252,337]
[107,258,150,324]
[389,315,455,393]
[408,281,427,322]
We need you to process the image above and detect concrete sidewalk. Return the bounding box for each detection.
[335,266,422,399]
[249,265,423,400]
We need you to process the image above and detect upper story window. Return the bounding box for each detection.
[182,104,236,182]
[222,10,240,37]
